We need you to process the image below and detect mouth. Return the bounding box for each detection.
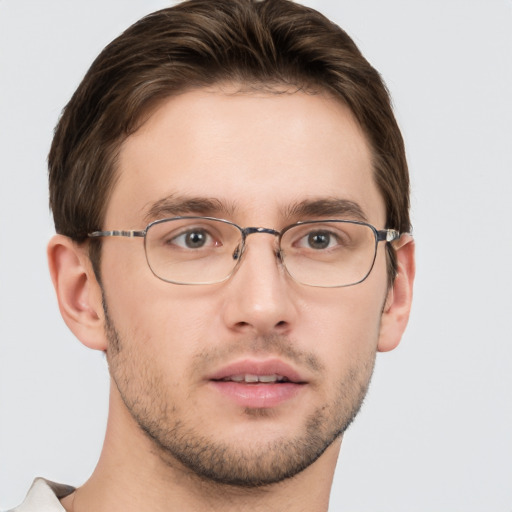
[218,374,291,384]
[207,359,307,408]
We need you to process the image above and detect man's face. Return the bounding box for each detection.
[98,87,390,486]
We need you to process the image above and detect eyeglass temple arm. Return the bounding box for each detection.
[376,229,401,243]
[88,230,146,238]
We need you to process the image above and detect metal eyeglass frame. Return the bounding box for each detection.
[88,216,401,287]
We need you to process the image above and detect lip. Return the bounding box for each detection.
[207,358,307,408]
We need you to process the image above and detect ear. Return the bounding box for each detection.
[47,235,107,351]
[377,236,415,352]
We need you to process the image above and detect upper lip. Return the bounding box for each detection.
[207,358,307,384]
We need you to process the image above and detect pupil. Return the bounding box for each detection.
[308,232,330,249]
[186,231,206,248]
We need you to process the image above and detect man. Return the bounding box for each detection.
[11,0,414,510]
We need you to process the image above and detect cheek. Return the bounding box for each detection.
[301,272,387,367]
[102,247,228,373]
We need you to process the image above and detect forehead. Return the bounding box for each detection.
[106,87,385,227]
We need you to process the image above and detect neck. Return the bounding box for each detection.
[61,384,341,512]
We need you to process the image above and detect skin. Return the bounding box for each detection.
[49,87,415,512]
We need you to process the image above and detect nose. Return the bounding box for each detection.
[221,233,298,336]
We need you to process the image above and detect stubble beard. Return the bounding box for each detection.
[104,302,376,488]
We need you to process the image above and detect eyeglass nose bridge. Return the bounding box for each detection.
[242,226,280,237]
[232,226,282,261]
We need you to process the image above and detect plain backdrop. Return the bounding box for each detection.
[1,1,511,510]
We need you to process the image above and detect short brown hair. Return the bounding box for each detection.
[48,0,410,280]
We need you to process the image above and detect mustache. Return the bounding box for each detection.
[191,333,324,375]
[102,296,324,375]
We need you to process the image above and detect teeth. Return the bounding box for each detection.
[223,374,287,383]
[258,375,279,383]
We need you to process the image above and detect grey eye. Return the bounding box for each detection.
[307,231,332,249]
[184,230,208,248]
[170,229,214,249]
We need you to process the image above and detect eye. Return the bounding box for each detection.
[306,231,334,250]
[169,228,219,249]
[296,230,342,250]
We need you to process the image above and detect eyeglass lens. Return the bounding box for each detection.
[144,218,378,287]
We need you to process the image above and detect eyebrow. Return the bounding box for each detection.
[143,194,368,224]
[283,198,369,222]
[144,195,237,223]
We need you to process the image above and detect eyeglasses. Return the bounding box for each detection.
[88,216,400,287]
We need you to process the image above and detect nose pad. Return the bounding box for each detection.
[232,239,250,262]
[226,237,287,289]
[232,240,283,265]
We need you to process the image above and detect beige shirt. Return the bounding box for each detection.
[8,479,74,512]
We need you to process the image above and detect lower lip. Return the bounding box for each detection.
[209,381,303,408]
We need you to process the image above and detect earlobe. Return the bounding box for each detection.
[47,235,107,351]
[377,236,415,352]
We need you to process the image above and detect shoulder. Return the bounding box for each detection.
[6,478,75,512]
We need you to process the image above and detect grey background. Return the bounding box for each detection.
[1,1,511,510]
